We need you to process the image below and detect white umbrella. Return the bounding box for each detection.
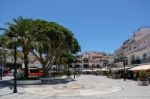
[101,68,108,71]
[93,68,101,72]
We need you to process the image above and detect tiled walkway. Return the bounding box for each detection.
[0,75,150,99]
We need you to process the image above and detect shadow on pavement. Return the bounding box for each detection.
[40,78,76,85]
[0,92,14,97]
[0,80,12,88]
[0,77,76,87]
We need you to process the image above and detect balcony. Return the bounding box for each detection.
[141,58,150,64]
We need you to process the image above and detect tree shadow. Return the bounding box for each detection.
[0,77,77,89]
[40,77,76,85]
[0,80,12,88]
[0,93,14,97]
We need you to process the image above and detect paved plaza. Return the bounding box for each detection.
[0,75,150,99]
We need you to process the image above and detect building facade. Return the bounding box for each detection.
[76,51,112,69]
[113,26,150,66]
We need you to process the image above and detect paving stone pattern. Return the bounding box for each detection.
[0,75,150,99]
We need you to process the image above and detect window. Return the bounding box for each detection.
[143,53,147,61]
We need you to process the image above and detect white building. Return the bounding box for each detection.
[76,51,112,69]
[28,53,42,68]
[113,26,150,66]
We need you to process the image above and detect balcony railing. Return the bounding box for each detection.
[141,59,150,64]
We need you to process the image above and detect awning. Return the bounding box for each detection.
[93,69,101,72]
[109,67,131,71]
[101,68,108,71]
[83,69,93,72]
[129,64,150,71]
[116,67,131,70]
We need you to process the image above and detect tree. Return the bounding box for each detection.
[60,51,77,77]
[1,17,81,77]
[1,17,44,78]
[31,20,80,76]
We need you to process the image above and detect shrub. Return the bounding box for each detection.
[107,68,112,77]
[6,63,22,70]
[96,70,101,75]
[139,70,149,81]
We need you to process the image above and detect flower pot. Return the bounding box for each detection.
[138,79,149,86]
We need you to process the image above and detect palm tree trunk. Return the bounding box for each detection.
[24,53,29,78]
[23,48,29,79]
[42,65,48,77]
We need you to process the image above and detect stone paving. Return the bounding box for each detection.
[0,75,150,99]
[24,82,121,96]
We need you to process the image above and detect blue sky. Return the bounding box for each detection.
[0,0,150,54]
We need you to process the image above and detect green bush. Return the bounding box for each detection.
[64,70,72,77]
[107,68,112,77]
[75,71,81,76]
[139,70,149,81]
[6,63,22,70]
[96,70,101,75]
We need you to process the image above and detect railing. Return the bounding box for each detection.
[141,59,150,64]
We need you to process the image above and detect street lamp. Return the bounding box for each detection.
[0,56,3,80]
[73,63,76,79]
[12,34,18,93]
[81,53,84,74]
[122,56,128,81]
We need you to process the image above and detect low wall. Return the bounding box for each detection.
[10,80,41,85]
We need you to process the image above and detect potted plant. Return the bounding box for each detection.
[138,70,149,86]
[96,70,101,75]
[107,68,112,78]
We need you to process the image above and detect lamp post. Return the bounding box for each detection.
[81,53,84,74]
[123,56,127,81]
[12,34,18,93]
[0,50,6,80]
[0,56,3,80]
[73,63,76,79]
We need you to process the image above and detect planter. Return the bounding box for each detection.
[40,77,62,83]
[39,77,56,81]
[138,70,149,86]
[65,78,74,81]
[138,80,149,86]
[10,80,41,85]
[39,77,72,84]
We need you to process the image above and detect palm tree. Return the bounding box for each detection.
[1,17,45,78]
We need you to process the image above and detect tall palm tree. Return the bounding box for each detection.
[2,17,44,78]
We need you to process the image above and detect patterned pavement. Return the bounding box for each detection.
[0,75,150,99]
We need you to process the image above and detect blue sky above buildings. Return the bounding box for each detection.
[0,0,150,54]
